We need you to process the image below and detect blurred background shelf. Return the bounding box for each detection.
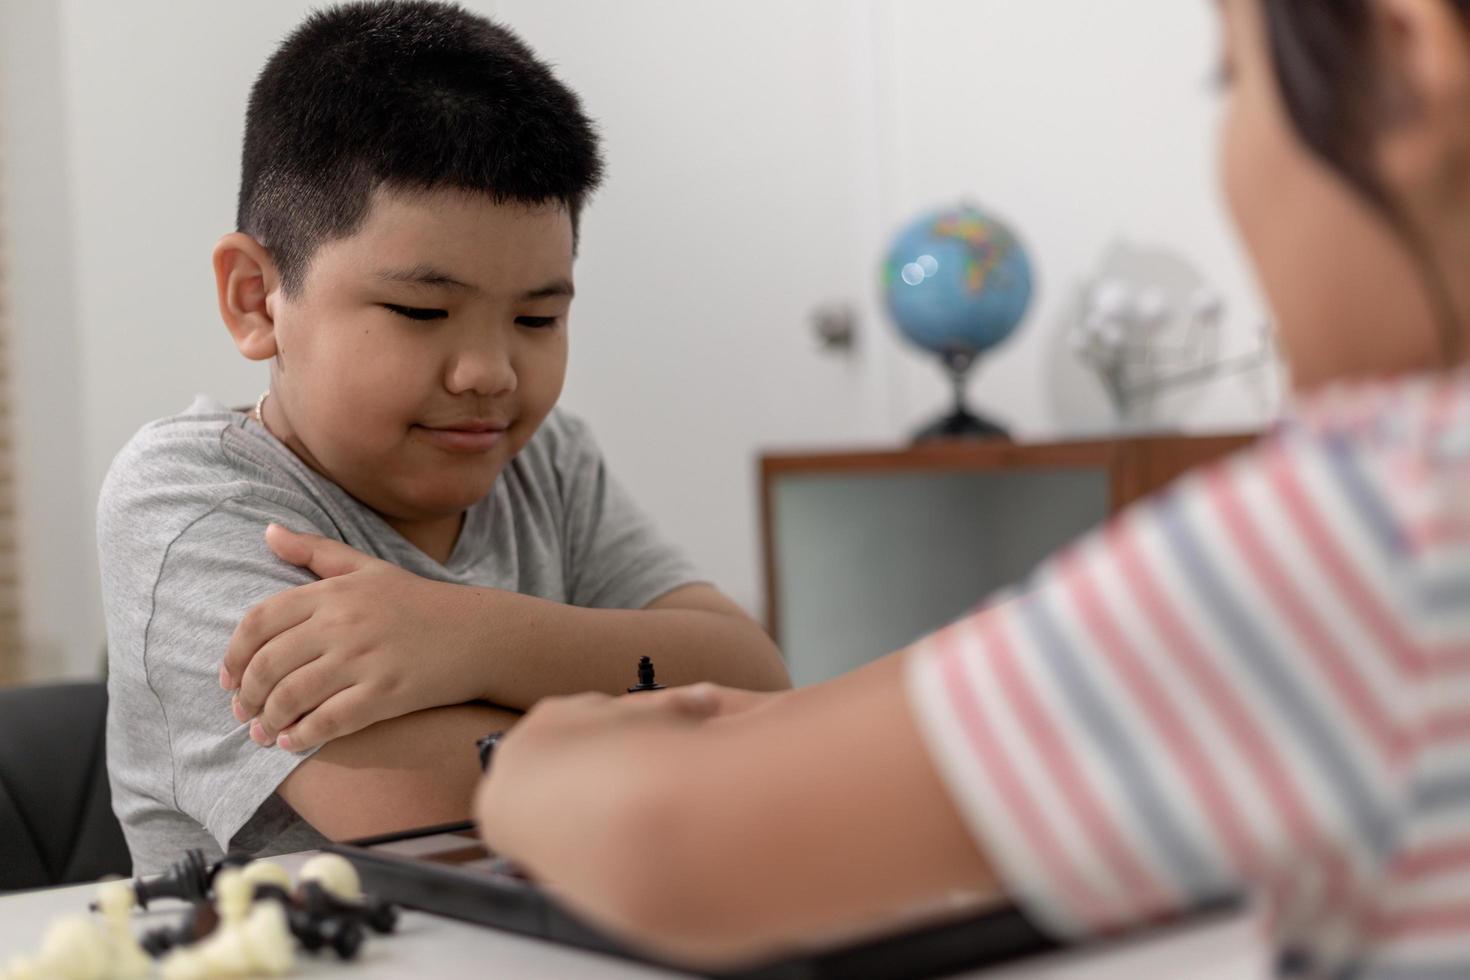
[761,433,1254,686]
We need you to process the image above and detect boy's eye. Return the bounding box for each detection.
[515,316,559,329]
[382,303,448,321]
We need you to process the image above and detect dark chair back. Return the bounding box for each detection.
[0,681,131,890]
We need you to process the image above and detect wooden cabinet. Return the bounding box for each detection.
[760,434,1254,685]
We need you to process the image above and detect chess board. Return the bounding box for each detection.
[324,822,1065,979]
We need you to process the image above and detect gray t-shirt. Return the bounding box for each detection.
[99,396,701,873]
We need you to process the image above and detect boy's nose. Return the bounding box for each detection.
[445,343,517,397]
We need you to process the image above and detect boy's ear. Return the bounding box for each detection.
[213,232,281,362]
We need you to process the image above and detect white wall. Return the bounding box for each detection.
[875,0,1273,438]
[1,0,1269,678]
[1,0,93,676]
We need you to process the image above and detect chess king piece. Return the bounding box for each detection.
[111,849,251,911]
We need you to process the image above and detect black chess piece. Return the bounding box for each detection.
[139,900,219,958]
[299,880,399,935]
[285,905,328,954]
[323,917,367,960]
[104,849,256,912]
[627,655,665,693]
[250,882,294,907]
[130,850,211,909]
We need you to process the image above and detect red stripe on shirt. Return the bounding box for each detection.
[1367,902,1470,939]
[1426,711,1470,743]
[1109,516,1347,920]
[932,625,1116,931]
[1406,517,1470,551]
[1060,547,1262,877]
[1265,445,1429,679]
[1389,839,1470,881]
[1110,517,1321,852]
[985,601,1176,917]
[1207,465,1411,763]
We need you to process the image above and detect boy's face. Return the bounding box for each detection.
[263,187,573,532]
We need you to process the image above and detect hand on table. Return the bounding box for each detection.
[475,681,784,864]
[220,524,493,752]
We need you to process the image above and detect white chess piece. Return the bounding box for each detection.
[196,925,253,978]
[213,869,252,931]
[240,860,292,894]
[0,955,43,980]
[34,916,109,980]
[159,945,210,980]
[94,880,151,980]
[190,899,295,978]
[241,903,294,976]
[298,853,362,902]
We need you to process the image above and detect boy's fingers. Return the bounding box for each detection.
[233,621,319,720]
[222,587,315,689]
[265,524,375,579]
[256,659,349,744]
[277,686,380,753]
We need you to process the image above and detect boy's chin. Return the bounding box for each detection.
[402,477,501,516]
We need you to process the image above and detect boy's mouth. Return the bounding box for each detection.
[413,419,511,454]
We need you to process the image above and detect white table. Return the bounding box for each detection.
[0,851,1268,978]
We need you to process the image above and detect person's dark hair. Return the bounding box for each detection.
[1262,0,1470,359]
[237,0,603,295]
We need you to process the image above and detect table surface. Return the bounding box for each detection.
[0,851,1269,979]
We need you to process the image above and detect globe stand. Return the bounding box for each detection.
[912,350,1010,443]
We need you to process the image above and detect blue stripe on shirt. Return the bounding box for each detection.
[1322,436,1411,557]
[1157,496,1397,857]
[1018,591,1228,901]
[1412,772,1470,815]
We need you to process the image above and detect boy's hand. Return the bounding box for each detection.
[221,524,490,752]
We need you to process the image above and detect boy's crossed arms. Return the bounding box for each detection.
[222,523,787,839]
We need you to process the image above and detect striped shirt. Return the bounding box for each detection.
[905,369,1470,978]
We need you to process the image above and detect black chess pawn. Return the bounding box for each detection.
[323,916,367,960]
[281,902,365,961]
[130,850,211,910]
[285,905,328,955]
[627,655,665,693]
[299,880,399,935]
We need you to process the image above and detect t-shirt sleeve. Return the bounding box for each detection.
[552,413,705,609]
[133,494,330,853]
[904,437,1418,939]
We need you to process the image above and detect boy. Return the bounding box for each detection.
[98,0,787,874]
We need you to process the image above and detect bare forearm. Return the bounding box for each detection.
[465,586,790,708]
[479,650,996,968]
[280,702,518,840]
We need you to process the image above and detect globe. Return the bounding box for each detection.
[882,204,1034,439]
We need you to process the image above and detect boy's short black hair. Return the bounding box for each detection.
[237,0,603,294]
